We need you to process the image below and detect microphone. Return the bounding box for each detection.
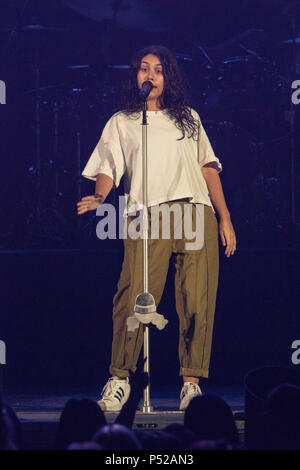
[139,81,154,100]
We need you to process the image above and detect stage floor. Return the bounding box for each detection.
[3,385,245,449]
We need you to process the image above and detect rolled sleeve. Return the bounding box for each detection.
[192,110,222,173]
[81,114,126,187]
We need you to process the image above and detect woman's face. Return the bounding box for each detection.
[137,54,164,106]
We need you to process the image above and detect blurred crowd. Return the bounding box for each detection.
[1,368,300,450]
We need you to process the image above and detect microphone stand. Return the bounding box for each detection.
[134,99,155,413]
[131,83,168,412]
[141,99,153,412]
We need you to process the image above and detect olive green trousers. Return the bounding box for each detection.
[109,201,219,378]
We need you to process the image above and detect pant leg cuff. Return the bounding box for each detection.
[109,366,130,378]
[180,367,209,378]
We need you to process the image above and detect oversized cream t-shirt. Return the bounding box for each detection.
[82,108,222,214]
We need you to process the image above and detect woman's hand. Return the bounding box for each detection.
[77,194,104,215]
[219,215,236,257]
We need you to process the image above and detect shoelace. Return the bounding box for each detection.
[101,379,126,401]
[188,383,200,394]
[181,383,200,399]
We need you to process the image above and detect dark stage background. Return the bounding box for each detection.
[0,0,299,392]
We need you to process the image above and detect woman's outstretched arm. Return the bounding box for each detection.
[77,173,114,215]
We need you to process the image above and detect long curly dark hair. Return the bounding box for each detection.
[120,45,199,140]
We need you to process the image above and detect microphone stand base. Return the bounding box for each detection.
[141,404,154,413]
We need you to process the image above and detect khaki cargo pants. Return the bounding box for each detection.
[109,200,219,378]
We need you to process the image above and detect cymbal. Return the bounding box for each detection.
[175,54,193,62]
[0,24,65,33]
[25,83,65,94]
[280,38,300,45]
[67,64,90,70]
[64,0,171,32]
[108,64,130,69]
[22,24,65,32]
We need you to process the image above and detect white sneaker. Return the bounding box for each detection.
[97,377,130,412]
[179,382,202,411]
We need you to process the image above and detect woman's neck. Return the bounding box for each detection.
[146,99,163,111]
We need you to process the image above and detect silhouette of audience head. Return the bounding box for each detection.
[139,430,182,450]
[184,394,240,448]
[264,383,300,449]
[191,438,233,450]
[56,398,106,449]
[163,423,196,449]
[93,423,142,450]
[68,441,103,450]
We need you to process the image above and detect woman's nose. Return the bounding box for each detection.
[147,70,154,80]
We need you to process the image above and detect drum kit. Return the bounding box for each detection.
[1,0,299,248]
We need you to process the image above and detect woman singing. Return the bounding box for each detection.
[77,45,236,411]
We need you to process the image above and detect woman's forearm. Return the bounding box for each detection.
[201,166,230,219]
[95,173,114,202]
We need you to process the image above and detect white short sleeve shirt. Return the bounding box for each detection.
[82,108,222,214]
